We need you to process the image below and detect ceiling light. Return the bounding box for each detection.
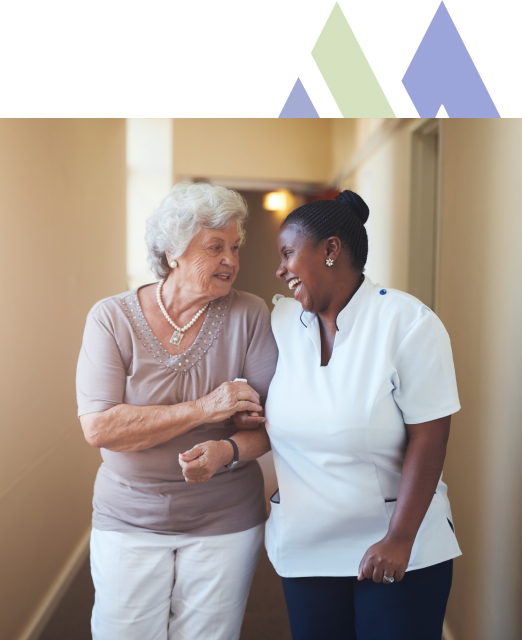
[263,189,295,218]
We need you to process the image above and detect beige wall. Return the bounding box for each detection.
[438,119,522,640]
[0,119,126,640]
[330,118,388,181]
[173,118,332,183]
[330,119,357,182]
[336,120,412,292]
[333,118,522,640]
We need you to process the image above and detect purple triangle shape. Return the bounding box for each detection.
[279,78,319,118]
[403,2,499,117]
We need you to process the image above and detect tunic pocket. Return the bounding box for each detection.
[384,498,397,518]
[270,488,280,504]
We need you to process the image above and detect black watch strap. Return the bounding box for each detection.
[222,438,239,469]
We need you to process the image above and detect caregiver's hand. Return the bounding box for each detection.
[179,440,233,483]
[198,381,262,423]
[357,533,413,583]
[233,409,266,430]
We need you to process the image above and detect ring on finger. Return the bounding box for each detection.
[383,575,395,584]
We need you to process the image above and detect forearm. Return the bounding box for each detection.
[212,426,271,468]
[387,416,451,543]
[230,426,271,462]
[81,401,206,452]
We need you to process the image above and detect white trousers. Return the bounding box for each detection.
[90,524,264,640]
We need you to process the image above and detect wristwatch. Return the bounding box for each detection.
[221,438,239,470]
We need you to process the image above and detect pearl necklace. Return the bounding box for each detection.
[156,279,209,346]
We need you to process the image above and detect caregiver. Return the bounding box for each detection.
[264,190,462,640]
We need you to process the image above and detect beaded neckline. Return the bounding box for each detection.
[121,290,229,373]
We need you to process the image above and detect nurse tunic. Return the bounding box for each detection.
[265,276,462,578]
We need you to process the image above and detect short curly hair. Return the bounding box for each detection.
[145,182,248,279]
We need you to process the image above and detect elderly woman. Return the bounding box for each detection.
[76,183,277,640]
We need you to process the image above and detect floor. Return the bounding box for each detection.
[39,547,292,640]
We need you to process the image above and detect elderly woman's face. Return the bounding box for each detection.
[276,224,329,313]
[176,223,240,299]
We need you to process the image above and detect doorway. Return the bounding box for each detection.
[408,120,441,310]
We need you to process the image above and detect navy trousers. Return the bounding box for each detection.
[281,560,453,640]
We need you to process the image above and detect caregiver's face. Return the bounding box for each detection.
[276,223,329,313]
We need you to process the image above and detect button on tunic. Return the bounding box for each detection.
[265,276,462,577]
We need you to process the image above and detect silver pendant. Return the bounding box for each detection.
[169,330,183,346]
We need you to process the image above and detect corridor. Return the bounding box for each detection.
[1,118,522,640]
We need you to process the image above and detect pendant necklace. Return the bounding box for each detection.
[156,279,209,346]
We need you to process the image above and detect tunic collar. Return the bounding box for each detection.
[300,275,375,333]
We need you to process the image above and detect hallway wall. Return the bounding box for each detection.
[336,119,412,291]
[173,118,333,183]
[438,119,522,640]
[0,119,127,640]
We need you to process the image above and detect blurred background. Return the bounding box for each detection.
[0,118,521,640]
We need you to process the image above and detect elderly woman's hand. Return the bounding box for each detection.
[198,381,262,423]
[232,410,266,430]
[179,440,233,483]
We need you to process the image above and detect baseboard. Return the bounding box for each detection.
[17,526,91,640]
[442,619,456,640]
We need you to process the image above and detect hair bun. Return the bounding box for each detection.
[334,190,369,225]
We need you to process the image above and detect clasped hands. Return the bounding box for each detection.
[179,380,264,484]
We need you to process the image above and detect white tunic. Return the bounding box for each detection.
[265,276,462,577]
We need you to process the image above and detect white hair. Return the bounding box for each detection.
[145,182,248,279]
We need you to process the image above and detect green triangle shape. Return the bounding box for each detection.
[312,3,395,117]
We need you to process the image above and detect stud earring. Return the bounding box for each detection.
[170,260,178,268]
[326,258,334,267]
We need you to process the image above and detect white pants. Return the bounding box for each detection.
[90,524,264,640]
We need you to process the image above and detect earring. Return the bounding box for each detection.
[170,260,178,268]
[326,258,334,267]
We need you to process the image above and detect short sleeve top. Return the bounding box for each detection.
[265,276,461,577]
[76,287,278,536]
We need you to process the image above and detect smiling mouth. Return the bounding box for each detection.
[214,273,232,281]
[288,277,301,290]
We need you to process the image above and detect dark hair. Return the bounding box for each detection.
[281,190,369,270]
